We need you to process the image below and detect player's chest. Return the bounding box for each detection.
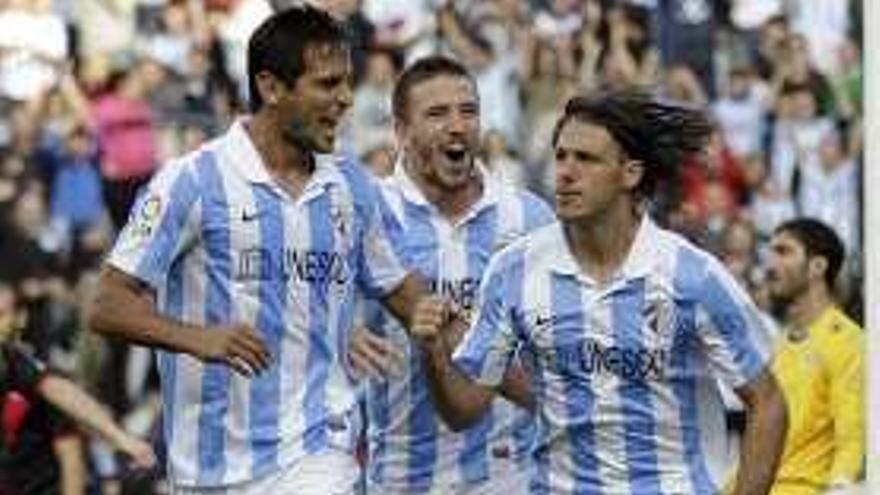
[199,185,359,287]
[521,277,693,380]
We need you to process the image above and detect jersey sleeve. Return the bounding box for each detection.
[106,160,201,290]
[823,322,865,483]
[352,170,410,298]
[452,250,523,388]
[694,255,774,388]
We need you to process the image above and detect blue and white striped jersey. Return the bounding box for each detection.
[360,166,555,493]
[453,217,773,494]
[107,120,408,487]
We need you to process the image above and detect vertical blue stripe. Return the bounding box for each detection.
[336,242,360,391]
[365,308,390,485]
[551,276,602,492]
[158,258,185,453]
[335,245,359,407]
[249,185,285,477]
[134,168,199,286]
[402,201,438,489]
[512,409,535,463]
[195,151,232,485]
[303,192,334,453]
[530,446,551,495]
[610,278,662,493]
[672,249,718,494]
[458,207,499,484]
[521,193,554,231]
[508,254,536,469]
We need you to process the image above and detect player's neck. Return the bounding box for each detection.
[407,161,483,222]
[786,285,833,330]
[246,116,314,195]
[564,202,640,285]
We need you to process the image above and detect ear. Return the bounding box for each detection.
[255,71,283,107]
[622,159,645,190]
[808,257,828,281]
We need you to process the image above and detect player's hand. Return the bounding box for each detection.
[411,296,449,346]
[117,435,157,470]
[348,327,404,379]
[197,324,271,376]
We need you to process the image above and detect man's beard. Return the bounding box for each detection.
[282,115,321,155]
[768,277,809,319]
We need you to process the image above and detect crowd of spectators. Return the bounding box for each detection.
[0,0,862,493]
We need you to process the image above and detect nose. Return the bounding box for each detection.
[337,82,353,109]
[446,110,473,135]
[555,156,576,184]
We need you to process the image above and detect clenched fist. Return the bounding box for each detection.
[411,295,449,345]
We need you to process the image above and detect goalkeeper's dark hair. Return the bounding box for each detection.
[775,218,845,290]
[552,87,712,198]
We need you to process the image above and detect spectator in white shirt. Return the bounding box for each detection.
[0,0,68,102]
[713,67,768,159]
[769,82,835,196]
[796,129,859,255]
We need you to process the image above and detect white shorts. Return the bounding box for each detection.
[172,450,361,495]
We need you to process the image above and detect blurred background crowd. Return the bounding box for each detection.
[0,0,863,493]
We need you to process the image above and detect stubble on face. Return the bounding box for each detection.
[766,234,811,307]
[280,43,353,155]
[401,75,480,193]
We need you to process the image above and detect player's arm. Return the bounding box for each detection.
[696,257,787,495]
[731,367,787,495]
[415,253,530,430]
[412,297,498,431]
[356,292,535,413]
[88,267,270,376]
[381,273,429,330]
[86,163,269,376]
[37,373,156,469]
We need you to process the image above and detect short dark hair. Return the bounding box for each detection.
[247,5,347,112]
[552,87,712,198]
[391,55,475,123]
[775,218,845,289]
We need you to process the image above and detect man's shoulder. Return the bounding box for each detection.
[814,307,863,345]
[156,141,221,180]
[491,222,558,271]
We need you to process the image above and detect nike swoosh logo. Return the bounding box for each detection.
[535,315,554,327]
[241,210,263,222]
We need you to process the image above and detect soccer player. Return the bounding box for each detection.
[766,219,864,494]
[87,6,423,494]
[410,89,788,494]
[347,56,554,494]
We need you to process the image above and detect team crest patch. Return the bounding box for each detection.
[126,194,163,240]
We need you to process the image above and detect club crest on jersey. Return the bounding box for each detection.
[125,194,163,241]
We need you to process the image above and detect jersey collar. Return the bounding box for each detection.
[222,118,341,201]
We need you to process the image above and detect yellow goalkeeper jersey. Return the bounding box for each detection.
[769,306,864,495]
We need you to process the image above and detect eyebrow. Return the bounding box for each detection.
[557,147,606,162]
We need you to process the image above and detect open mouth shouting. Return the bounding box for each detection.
[441,142,471,168]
